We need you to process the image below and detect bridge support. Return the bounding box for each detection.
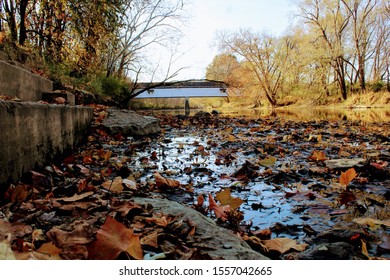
[185,97,190,116]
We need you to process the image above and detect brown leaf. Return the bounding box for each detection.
[151,151,159,160]
[339,168,357,187]
[102,176,124,193]
[47,226,94,248]
[35,242,62,260]
[57,191,94,202]
[338,190,356,205]
[110,199,142,216]
[208,193,229,221]
[154,172,180,190]
[4,184,31,202]
[144,213,170,227]
[141,230,161,248]
[261,238,308,254]
[87,216,143,260]
[215,188,243,210]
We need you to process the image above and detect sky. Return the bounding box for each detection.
[162,0,297,81]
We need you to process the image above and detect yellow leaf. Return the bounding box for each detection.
[0,240,16,260]
[353,217,390,228]
[339,168,357,187]
[259,156,277,167]
[261,238,308,254]
[215,189,243,210]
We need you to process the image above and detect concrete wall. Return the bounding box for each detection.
[0,60,53,101]
[0,101,93,185]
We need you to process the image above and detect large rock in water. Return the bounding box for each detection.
[133,197,269,260]
[102,109,161,136]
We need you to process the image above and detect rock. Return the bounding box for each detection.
[193,111,211,119]
[133,197,269,260]
[297,242,355,260]
[102,109,161,137]
[324,158,366,169]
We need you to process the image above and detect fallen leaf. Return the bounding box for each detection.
[123,178,138,190]
[308,150,327,161]
[102,176,124,193]
[258,156,277,167]
[353,217,390,228]
[338,190,357,205]
[215,188,243,210]
[87,216,143,260]
[339,168,357,187]
[57,191,94,202]
[261,238,308,254]
[141,230,161,248]
[47,227,94,250]
[4,184,31,202]
[154,172,180,190]
[29,242,63,260]
[370,161,388,170]
[0,239,16,260]
[145,213,170,227]
[208,193,229,221]
[361,240,370,259]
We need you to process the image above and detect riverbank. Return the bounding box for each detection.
[1,107,389,260]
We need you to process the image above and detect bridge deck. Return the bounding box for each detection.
[134,87,228,99]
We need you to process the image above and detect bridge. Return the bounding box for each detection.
[134,80,228,115]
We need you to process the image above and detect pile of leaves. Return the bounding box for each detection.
[1,107,389,260]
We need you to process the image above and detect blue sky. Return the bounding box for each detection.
[147,0,296,81]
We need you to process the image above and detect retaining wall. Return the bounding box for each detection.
[0,101,93,185]
[0,60,53,101]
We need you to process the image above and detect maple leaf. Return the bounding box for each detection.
[208,193,229,221]
[87,216,143,260]
[215,188,243,210]
[339,168,357,187]
[33,242,62,260]
[261,238,308,254]
[308,150,327,161]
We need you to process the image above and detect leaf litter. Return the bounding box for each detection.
[1,106,389,260]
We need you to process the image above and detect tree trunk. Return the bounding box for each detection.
[4,0,18,43]
[18,0,29,46]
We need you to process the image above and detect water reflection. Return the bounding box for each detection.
[219,107,390,123]
[139,107,390,123]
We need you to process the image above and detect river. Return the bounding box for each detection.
[137,106,390,123]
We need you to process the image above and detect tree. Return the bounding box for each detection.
[217,29,293,107]
[103,0,185,79]
[341,0,380,91]
[298,0,353,100]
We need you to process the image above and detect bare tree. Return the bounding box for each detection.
[341,0,379,91]
[217,29,293,108]
[104,0,185,79]
[298,0,351,100]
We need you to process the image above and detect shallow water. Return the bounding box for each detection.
[139,106,390,123]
